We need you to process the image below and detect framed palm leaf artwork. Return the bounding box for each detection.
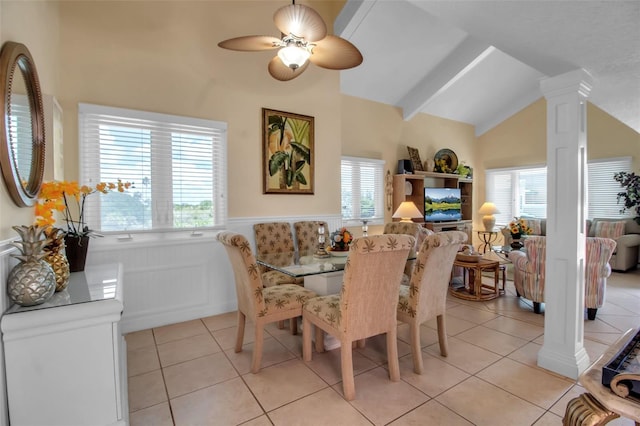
[262,108,314,194]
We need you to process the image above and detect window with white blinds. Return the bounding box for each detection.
[486,157,633,224]
[79,103,227,233]
[588,157,633,219]
[340,156,385,225]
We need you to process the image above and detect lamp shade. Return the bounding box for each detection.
[392,201,422,222]
[478,202,500,231]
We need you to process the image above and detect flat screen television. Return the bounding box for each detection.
[424,187,462,222]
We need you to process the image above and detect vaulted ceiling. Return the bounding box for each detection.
[334,0,640,136]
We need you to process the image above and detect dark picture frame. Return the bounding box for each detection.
[407,146,424,172]
[262,108,314,194]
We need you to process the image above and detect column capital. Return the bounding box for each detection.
[540,68,594,99]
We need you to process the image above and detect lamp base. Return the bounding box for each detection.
[482,215,496,231]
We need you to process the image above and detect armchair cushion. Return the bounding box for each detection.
[593,221,626,240]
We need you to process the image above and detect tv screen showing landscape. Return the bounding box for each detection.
[424,187,462,222]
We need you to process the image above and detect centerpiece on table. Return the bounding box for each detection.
[35,179,131,272]
[330,227,353,252]
[508,217,533,249]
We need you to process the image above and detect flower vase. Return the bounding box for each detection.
[510,234,523,250]
[64,235,90,272]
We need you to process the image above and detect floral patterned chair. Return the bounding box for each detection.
[216,231,317,373]
[397,231,468,374]
[383,222,434,283]
[293,221,329,254]
[509,236,616,319]
[302,234,415,400]
[253,222,302,287]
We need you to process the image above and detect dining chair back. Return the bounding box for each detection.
[216,231,316,373]
[383,222,434,284]
[294,221,329,254]
[302,234,415,400]
[397,231,468,374]
[253,222,301,287]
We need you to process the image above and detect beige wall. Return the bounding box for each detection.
[0,0,59,241]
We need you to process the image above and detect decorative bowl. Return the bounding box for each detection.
[456,252,483,263]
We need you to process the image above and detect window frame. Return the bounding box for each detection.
[78,103,227,234]
[340,156,385,226]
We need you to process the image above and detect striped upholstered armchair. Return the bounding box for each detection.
[509,236,616,319]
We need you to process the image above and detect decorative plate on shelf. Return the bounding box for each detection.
[434,149,458,173]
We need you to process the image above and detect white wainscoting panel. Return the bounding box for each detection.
[86,214,341,333]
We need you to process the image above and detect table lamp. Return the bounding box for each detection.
[479,202,500,231]
[392,201,422,223]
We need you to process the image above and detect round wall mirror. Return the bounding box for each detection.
[0,41,45,207]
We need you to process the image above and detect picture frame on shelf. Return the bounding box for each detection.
[262,108,314,194]
[407,146,424,172]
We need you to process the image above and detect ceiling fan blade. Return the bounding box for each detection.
[218,35,281,51]
[268,56,308,81]
[273,4,327,42]
[309,35,363,70]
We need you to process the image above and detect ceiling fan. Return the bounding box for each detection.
[218,1,363,81]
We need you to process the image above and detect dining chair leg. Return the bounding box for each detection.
[277,320,285,329]
[436,314,448,357]
[251,324,265,373]
[410,322,423,374]
[341,340,356,401]
[356,339,366,348]
[315,325,325,353]
[387,328,400,382]
[235,311,246,353]
[302,316,313,362]
[290,317,298,335]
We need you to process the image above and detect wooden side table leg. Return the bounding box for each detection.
[563,393,620,426]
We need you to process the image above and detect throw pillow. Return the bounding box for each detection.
[594,221,625,240]
[524,219,542,235]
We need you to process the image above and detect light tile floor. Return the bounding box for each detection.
[126,269,640,425]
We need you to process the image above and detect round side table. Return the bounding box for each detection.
[476,230,498,253]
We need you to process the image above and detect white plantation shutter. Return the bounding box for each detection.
[487,158,632,225]
[341,156,385,225]
[79,103,227,233]
[587,157,633,219]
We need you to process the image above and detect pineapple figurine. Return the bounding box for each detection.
[7,225,56,306]
[43,227,70,292]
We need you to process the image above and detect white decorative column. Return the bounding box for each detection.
[538,69,594,379]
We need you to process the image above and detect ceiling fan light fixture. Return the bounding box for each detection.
[278,45,311,70]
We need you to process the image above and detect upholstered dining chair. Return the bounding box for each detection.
[253,222,301,287]
[216,231,317,373]
[294,221,329,254]
[397,231,468,374]
[302,234,415,400]
[383,222,433,284]
[509,236,616,319]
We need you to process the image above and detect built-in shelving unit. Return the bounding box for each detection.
[392,172,473,243]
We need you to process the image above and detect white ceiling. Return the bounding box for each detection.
[334,0,640,136]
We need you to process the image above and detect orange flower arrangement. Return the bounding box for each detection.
[330,227,353,251]
[35,180,131,237]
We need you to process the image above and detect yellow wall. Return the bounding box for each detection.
[0,0,637,244]
[0,0,59,241]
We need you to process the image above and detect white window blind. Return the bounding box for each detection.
[587,157,633,219]
[9,94,33,182]
[487,157,633,224]
[486,166,547,225]
[79,103,227,233]
[340,156,385,225]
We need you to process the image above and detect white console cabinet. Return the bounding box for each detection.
[1,263,128,426]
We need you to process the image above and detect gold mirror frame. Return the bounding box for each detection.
[0,41,45,207]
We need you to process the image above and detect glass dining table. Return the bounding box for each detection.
[256,250,349,279]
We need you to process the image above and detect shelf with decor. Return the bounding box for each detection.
[393,172,473,242]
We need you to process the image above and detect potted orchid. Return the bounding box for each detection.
[34,179,131,271]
